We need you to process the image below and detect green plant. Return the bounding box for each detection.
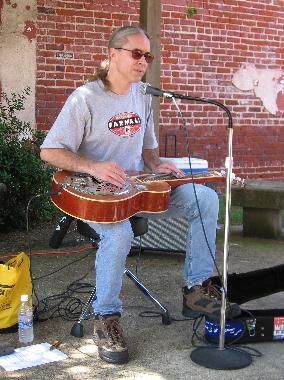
[0,88,56,231]
[186,5,198,18]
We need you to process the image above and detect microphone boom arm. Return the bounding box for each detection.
[170,92,233,129]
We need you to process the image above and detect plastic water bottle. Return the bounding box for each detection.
[18,294,34,344]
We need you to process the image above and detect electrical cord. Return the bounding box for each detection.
[33,265,96,322]
[190,312,262,359]
[0,246,95,260]
[170,96,234,315]
[138,309,196,322]
[32,253,91,281]
[24,193,263,365]
[137,307,262,359]
[165,97,262,357]
[24,185,261,362]
[171,98,223,278]
[34,282,95,322]
[25,192,96,323]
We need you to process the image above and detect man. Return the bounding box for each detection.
[41,25,240,364]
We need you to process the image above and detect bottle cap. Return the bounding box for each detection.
[20,294,29,302]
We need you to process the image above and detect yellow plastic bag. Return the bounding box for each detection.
[0,252,32,330]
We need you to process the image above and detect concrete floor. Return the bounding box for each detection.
[0,225,284,379]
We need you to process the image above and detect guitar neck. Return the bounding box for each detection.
[134,171,225,188]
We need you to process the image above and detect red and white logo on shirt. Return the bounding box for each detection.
[108,112,142,137]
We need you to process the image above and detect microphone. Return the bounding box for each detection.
[140,82,233,128]
[140,83,174,98]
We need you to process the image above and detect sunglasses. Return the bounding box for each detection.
[115,48,154,63]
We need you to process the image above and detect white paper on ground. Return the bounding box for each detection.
[0,342,67,372]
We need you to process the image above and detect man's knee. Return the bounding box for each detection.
[103,221,134,253]
[193,186,219,217]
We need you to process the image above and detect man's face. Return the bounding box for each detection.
[110,33,152,83]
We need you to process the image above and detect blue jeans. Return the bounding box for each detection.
[88,183,219,315]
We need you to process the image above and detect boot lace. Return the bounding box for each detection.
[203,281,222,300]
[103,318,126,347]
[203,281,236,313]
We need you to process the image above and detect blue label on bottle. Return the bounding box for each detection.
[19,320,33,329]
[18,314,33,329]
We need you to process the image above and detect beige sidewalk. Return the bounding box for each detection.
[1,224,284,379]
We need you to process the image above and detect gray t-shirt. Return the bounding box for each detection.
[41,80,158,171]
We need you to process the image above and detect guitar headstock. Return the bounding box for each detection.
[219,169,246,188]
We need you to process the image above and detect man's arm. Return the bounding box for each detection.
[142,148,162,172]
[40,148,126,187]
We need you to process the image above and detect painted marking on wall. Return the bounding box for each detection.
[23,20,36,42]
[56,52,74,59]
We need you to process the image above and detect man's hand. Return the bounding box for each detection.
[40,148,127,188]
[154,161,185,178]
[142,148,185,178]
[90,160,126,188]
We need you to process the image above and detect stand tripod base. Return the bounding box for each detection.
[71,322,84,338]
[190,346,252,370]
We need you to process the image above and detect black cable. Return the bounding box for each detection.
[35,285,92,322]
[33,257,96,322]
[172,98,223,279]
[26,192,51,316]
[170,97,236,315]
[138,309,196,322]
[190,310,263,359]
[24,195,265,362]
[138,306,262,360]
[32,254,91,281]
[24,160,258,359]
[34,277,96,322]
[25,193,97,322]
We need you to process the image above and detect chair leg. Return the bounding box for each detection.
[70,268,172,338]
[124,269,172,325]
[49,214,74,248]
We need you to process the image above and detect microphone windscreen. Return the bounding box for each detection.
[140,82,150,95]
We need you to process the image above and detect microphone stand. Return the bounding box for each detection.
[170,92,252,369]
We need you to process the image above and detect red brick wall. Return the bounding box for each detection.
[36,0,140,130]
[36,0,284,180]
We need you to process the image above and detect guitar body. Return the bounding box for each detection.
[51,171,171,223]
[50,169,230,224]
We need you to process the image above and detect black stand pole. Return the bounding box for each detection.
[168,92,252,369]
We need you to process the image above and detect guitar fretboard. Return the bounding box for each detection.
[136,170,221,183]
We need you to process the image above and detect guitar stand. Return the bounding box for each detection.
[49,214,172,337]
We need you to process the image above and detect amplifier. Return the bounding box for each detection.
[132,217,188,252]
[132,158,208,252]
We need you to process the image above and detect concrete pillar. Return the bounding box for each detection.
[0,0,36,127]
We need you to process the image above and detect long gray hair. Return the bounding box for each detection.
[88,25,150,90]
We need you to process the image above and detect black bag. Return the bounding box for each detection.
[210,264,284,305]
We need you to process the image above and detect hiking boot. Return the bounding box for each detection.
[93,313,129,364]
[182,280,241,321]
